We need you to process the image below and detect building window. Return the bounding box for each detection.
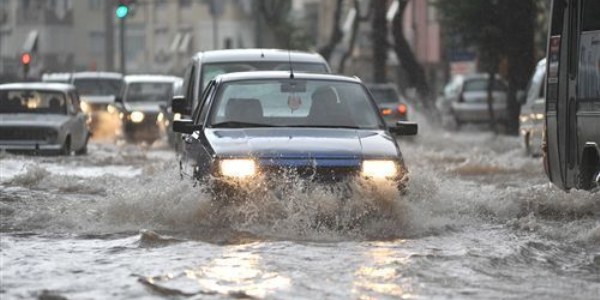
[179,0,192,7]
[89,0,102,10]
[90,32,105,55]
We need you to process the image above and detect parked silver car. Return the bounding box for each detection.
[520,59,546,156]
[0,83,90,155]
[437,74,509,128]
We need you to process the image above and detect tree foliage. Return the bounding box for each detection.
[436,0,537,134]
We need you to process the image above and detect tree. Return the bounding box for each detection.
[391,0,432,111]
[372,0,388,83]
[255,0,311,50]
[436,0,536,135]
[318,0,345,62]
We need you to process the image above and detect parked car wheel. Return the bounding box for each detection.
[61,137,71,156]
[524,132,531,156]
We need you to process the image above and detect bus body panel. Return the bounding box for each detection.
[545,0,600,190]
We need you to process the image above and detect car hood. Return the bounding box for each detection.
[80,95,115,105]
[205,128,400,163]
[124,102,163,113]
[0,114,69,128]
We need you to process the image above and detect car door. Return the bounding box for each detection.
[180,80,216,180]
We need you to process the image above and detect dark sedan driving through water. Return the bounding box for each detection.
[173,72,418,198]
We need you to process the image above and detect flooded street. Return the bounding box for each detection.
[1,128,599,299]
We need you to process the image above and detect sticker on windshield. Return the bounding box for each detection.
[288,95,302,112]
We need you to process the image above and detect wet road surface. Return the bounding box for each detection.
[1,126,599,299]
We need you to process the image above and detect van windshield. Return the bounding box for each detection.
[202,62,329,90]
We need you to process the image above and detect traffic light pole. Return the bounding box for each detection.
[119,17,126,75]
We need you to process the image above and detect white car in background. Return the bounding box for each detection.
[520,59,546,156]
[0,83,90,155]
[437,74,509,129]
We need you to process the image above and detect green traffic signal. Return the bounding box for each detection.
[115,5,129,19]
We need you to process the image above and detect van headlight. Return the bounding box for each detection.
[130,111,145,123]
[361,160,398,179]
[219,159,256,178]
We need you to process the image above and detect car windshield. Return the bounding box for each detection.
[369,88,400,104]
[0,89,67,115]
[202,62,329,90]
[125,82,173,103]
[463,78,508,92]
[210,79,383,129]
[73,78,122,96]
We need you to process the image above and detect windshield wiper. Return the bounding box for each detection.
[212,121,278,128]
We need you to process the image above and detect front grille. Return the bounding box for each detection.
[261,166,360,183]
[0,127,56,141]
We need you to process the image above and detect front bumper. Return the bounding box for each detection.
[0,141,62,152]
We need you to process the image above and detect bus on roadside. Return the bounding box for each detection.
[544,0,600,190]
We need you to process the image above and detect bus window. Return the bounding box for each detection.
[578,0,600,100]
[547,0,565,111]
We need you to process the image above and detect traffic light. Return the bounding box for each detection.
[21,52,31,79]
[116,0,135,19]
[115,4,129,19]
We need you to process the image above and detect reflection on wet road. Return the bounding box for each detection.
[1,126,599,299]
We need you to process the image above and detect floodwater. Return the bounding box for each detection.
[1,126,599,299]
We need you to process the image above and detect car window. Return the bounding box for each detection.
[369,88,400,104]
[209,79,383,129]
[125,82,173,102]
[0,89,67,115]
[195,80,216,124]
[463,78,508,92]
[73,78,122,96]
[201,62,329,90]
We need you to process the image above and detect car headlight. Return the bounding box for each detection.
[80,101,90,113]
[361,160,398,179]
[174,113,181,121]
[535,113,544,120]
[107,104,116,114]
[130,111,145,123]
[520,115,530,123]
[157,112,164,122]
[219,159,256,178]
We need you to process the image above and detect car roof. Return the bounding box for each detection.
[194,49,329,65]
[214,71,362,84]
[0,82,75,91]
[123,75,183,83]
[71,72,123,80]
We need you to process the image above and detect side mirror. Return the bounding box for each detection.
[172,96,190,115]
[390,121,418,136]
[173,119,200,134]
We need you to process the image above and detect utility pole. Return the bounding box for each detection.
[104,1,115,71]
[119,17,126,74]
[115,1,130,74]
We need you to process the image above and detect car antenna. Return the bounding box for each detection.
[288,48,294,79]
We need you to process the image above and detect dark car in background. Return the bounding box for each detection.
[0,83,90,155]
[173,71,418,198]
[117,75,182,144]
[366,83,409,127]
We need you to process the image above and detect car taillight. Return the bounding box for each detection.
[381,108,393,116]
[397,104,407,115]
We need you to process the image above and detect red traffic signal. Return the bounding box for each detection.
[21,52,32,65]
